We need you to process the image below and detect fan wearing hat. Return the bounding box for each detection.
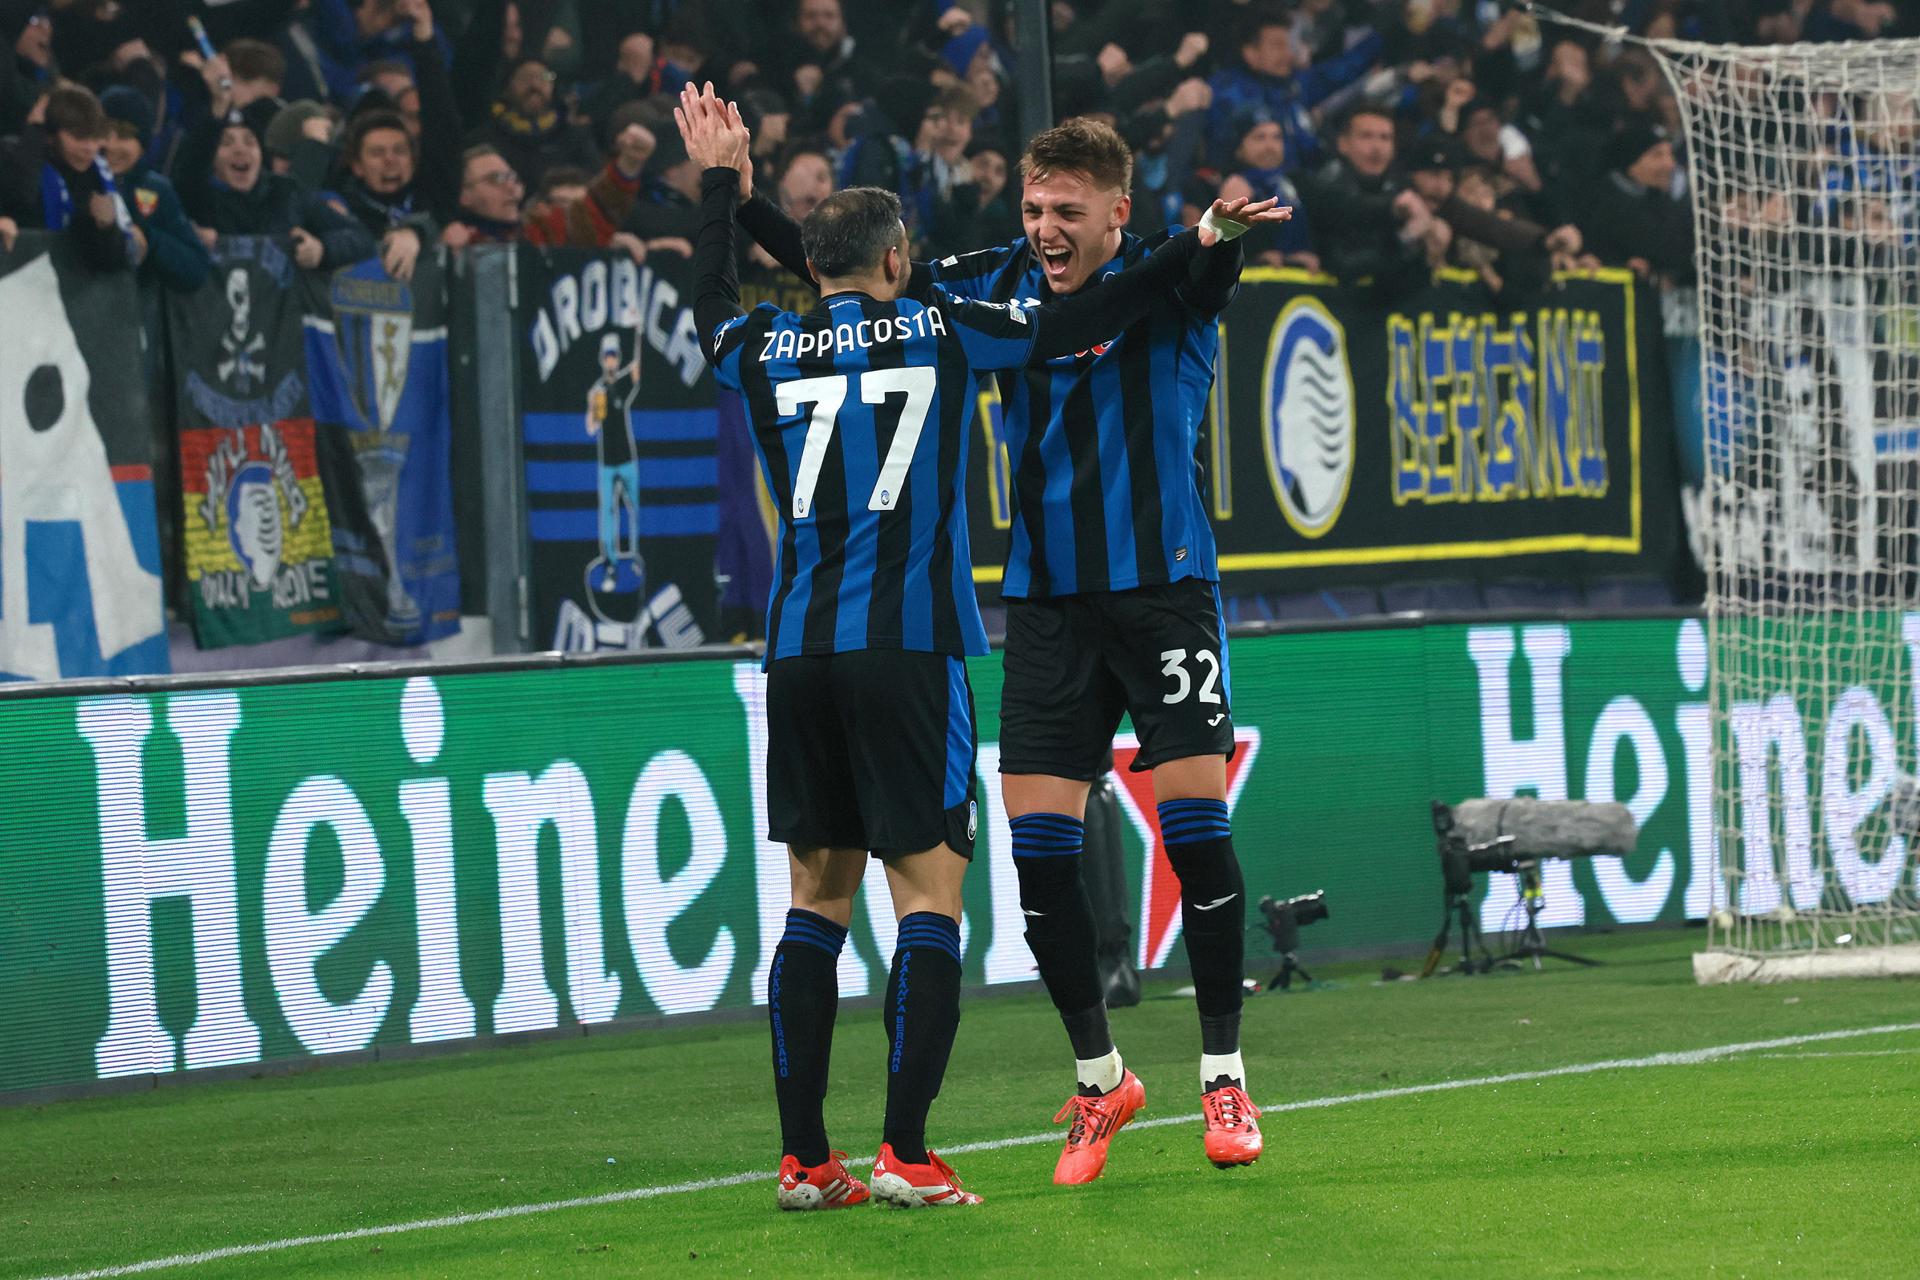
[1574,123,1692,283]
[99,85,209,294]
[0,82,134,271]
[172,101,376,274]
[1216,107,1316,271]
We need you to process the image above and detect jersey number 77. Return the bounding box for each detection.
[777,367,937,519]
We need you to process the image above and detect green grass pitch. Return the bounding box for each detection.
[6,929,1919,1278]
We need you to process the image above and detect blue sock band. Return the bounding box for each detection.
[1010,812,1085,858]
[894,911,962,965]
[1158,798,1231,844]
[781,908,849,958]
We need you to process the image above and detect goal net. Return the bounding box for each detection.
[1649,36,1920,983]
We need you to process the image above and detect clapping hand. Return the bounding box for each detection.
[675,82,752,199]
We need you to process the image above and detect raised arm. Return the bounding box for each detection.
[694,168,744,365]
[678,74,748,370]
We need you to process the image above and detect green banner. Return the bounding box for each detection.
[6,613,1904,1096]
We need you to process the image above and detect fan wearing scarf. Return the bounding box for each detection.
[0,84,138,270]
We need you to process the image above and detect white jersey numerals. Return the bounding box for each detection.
[1159,648,1223,705]
[775,367,937,520]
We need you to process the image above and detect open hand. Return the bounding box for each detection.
[1198,195,1291,246]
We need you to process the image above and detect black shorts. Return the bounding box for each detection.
[999,578,1234,781]
[765,649,980,859]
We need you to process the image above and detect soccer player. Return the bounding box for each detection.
[683,92,1269,1210]
[694,86,1281,1183]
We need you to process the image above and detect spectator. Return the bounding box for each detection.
[1299,103,1445,289]
[1207,3,1382,174]
[472,54,601,193]
[773,142,833,222]
[326,107,440,280]
[616,124,700,256]
[1405,137,1581,295]
[579,29,663,147]
[264,99,337,188]
[843,81,980,254]
[1217,109,1317,270]
[176,112,375,271]
[0,84,134,270]
[527,162,592,224]
[1575,124,1692,284]
[441,143,525,246]
[777,0,889,137]
[0,3,48,135]
[99,85,210,294]
[523,104,662,258]
[964,141,1019,245]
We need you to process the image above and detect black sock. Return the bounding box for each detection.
[1009,813,1113,1059]
[882,912,963,1165]
[769,908,846,1166]
[1160,799,1245,1047]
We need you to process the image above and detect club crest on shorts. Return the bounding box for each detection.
[968,800,978,841]
[1260,297,1355,539]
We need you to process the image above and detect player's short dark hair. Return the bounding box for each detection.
[1019,116,1132,195]
[225,38,286,86]
[802,187,904,279]
[44,85,106,141]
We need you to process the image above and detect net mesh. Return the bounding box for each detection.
[1650,37,1920,972]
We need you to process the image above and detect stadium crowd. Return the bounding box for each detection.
[0,0,1907,306]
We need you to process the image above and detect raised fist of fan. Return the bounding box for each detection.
[1197,195,1291,247]
[677,82,752,199]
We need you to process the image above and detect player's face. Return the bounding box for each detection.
[1021,168,1130,295]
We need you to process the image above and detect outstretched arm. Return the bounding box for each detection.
[1027,196,1288,362]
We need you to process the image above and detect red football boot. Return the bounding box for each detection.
[869,1144,982,1207]
[1051,1069,1146,1185]
[776,1151,871,1210]
[1201,1083,1262,1168]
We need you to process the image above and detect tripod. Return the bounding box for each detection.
[1502,861,1602,969]
[1421,884,1503,976]
[1268,951,1314,990]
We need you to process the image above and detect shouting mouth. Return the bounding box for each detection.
[1040,244,1073,282]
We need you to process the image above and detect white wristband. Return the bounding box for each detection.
[1199,206,1251,242]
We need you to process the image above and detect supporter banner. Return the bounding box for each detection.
[170,237,340,647]
[7,611,1872,1096]
[964,268,1681,597]
[303,256,461,646]
[0,236,168,680]
[514,247,719,652]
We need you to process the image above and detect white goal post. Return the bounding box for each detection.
[1630,33,1920,982]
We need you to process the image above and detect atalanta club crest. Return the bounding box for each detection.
[193,422,329,612]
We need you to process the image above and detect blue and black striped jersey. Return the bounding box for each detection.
[711,288,1038,662]
[930,228,1226,599]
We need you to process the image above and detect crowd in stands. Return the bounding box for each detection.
[0,0,1906,304]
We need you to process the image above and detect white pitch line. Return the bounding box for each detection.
[30,1020,1920,1280]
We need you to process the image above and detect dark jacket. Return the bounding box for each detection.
[1299,156,1424,289]
[1576,171,1694,282]
[185,169,376,269]
[0,126,130,271]
[120,160,212,292]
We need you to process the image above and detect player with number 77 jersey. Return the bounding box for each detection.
[690,140,1238,1207]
